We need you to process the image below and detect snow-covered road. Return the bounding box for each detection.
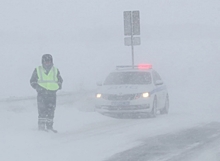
[1,89,220,161]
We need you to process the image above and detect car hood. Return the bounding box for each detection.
[97,85,153,95]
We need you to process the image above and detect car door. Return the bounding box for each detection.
[152,70,165,109]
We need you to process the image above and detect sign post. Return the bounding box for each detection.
[123,11,140,66]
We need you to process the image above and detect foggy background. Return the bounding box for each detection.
[1,1,220,161]
[0,0,220,99]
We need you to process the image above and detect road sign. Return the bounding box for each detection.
[124,11,140,36]
[124,11,132,36]
[124,37,141,46]
[123,10,141,66]
[132,11,140,35]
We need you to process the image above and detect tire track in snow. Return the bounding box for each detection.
[105,122,220,161]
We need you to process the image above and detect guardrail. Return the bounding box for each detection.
[0,90,95,103]
[0,90,96,113]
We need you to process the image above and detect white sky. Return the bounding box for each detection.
[0,0,220,98]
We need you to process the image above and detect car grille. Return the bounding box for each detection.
[102,94,141,100]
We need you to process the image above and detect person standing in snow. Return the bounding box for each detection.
[30,54,63,132]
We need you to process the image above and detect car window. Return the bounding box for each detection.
[104,72,152,85]
[152,70,162,84]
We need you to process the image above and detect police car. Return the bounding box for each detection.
[95,64,169,118]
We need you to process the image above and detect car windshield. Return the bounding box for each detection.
[104,72,152,85]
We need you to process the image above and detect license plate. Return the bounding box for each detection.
[111,101,130,106]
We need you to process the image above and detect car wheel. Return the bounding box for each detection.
[150,96,157,118]
[160,94,169,114]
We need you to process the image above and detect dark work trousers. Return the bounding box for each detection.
[37,93,56,130]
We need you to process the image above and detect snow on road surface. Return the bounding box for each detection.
[106,122,220,161]
[0,89,220,161]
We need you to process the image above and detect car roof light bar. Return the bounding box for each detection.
[138,64,152,69]
[116,64,152,70]
[116,65,136,70]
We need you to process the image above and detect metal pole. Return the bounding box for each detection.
[130,12,134,67]
[131,35,134,67]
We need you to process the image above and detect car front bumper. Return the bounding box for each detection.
[95,105,151,114]
[95,95,153,114]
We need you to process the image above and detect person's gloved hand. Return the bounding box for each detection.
[58,82,62,90]
[36,85,43,93]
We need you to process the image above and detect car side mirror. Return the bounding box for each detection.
[155,80,163,85]
[96,81,102,86]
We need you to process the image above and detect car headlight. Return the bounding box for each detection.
[96,94,102,98]
[142,92,150,98]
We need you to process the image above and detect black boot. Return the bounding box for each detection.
[38,124,48,132]
[38,119,47,132]
[46,121,58,133]
[47,127,58,133]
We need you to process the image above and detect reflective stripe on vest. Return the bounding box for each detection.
[36,66,59,91]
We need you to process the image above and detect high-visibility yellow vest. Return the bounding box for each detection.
[36,66,59,91]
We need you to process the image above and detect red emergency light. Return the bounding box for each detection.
[138,64,152,69]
